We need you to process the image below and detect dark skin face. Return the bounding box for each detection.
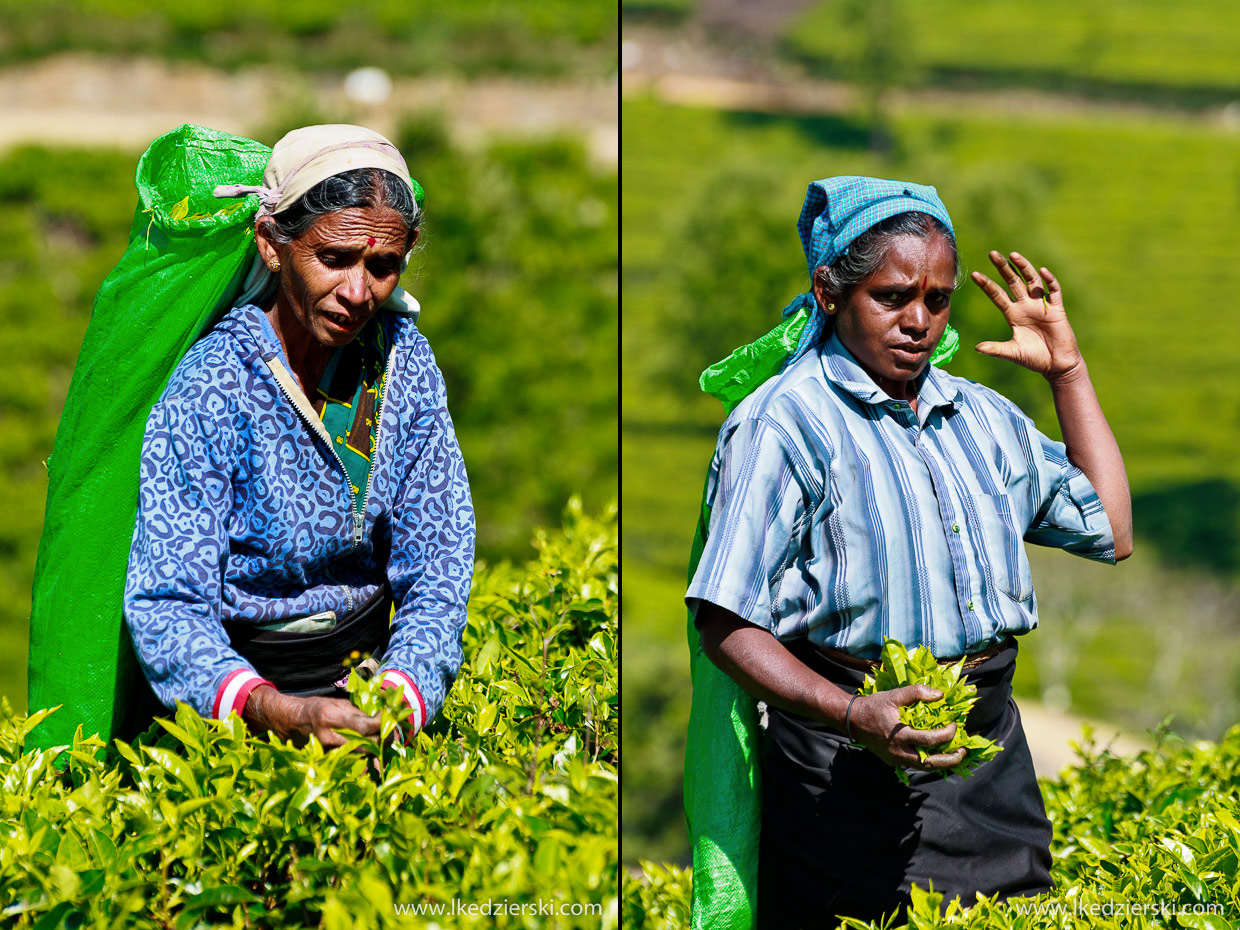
[255,205,415,395]
[812,233,956,406]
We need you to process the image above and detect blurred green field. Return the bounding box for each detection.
[622,94,1240,863]
[785,0,1240,101]
[0,117,616,713]
[620,0,694,19]
[0,0,617,77]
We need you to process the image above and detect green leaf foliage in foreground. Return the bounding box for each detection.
[625,724,1240,928]
[858,638,1002,783]
[0,499,617,929]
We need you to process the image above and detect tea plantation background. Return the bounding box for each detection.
[0,1,618,713]
[622,0,1240,892]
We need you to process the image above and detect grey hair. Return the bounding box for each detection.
[265,167,421,246]
[813,212,961,299]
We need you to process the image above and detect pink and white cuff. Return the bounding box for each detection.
[212,669,273,720]
[379,669,427,737]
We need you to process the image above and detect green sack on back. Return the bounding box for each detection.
[27,124,272,749]
[685,493,761,930]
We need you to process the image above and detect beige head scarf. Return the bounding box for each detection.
[215,124,423,318]
[215,124,418,217]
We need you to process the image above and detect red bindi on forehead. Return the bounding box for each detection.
[367,237,376,247]
[921,275,927,290]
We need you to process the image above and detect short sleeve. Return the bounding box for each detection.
[686,417,815,631]
[1024,428,1116,563]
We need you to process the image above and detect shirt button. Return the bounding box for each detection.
[967,600,974,611]
[952,523,960,533]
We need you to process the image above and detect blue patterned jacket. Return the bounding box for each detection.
[124,302,475,733]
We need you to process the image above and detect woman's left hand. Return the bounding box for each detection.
[970,251,1085,381]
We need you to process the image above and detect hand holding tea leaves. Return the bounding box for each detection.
[337,668,418,773]
[242,685,380,749]
[852,638,1003,784]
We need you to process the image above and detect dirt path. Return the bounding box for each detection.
[0,53,618,167]
[1018,697,1147,779]
[622,28,1240,132]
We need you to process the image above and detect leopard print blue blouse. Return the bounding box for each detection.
[123,302,475,729]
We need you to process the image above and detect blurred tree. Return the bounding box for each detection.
[658,167,806,396]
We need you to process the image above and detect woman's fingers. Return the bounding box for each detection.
[975,339,1021,362]
[921,746,968,769]
[988,249,1027,297]
[889,683,943,706]
[1008,252,1045,297]
[1041,266,1063,307]
[306,697,382,745]
[901,720,958,750]
[969,271,1011,309]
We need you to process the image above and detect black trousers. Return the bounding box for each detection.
[756,638,1052,929]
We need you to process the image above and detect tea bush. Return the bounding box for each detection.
[0,0,617,78]
[623,725,1240,929]
[786,0,1240,103]
[0,500,617,929]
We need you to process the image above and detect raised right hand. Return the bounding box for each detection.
[847,684,967,772]
[243,685,381,749]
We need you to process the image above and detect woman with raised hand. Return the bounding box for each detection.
[124,125,474,748]
[687,176,1131,927]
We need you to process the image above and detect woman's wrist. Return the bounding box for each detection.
[242,683,288,733]
[1044,355,1089,387]
[812,680,856,733]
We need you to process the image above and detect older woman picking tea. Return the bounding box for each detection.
[124,126,474,748]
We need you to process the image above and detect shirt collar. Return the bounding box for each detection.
[818,331,962,415]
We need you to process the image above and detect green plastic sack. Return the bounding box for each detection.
[685,317,960,928]
[27,124,272,749]
[685,494,762,930]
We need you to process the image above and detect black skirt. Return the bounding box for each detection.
[757,637,1052,929]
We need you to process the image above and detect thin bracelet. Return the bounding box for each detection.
[845,693,859,742]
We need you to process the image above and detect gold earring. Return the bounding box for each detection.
[827,303,835,311]
[268,258,281,272]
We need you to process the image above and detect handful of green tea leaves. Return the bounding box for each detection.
[858,638,1002,784]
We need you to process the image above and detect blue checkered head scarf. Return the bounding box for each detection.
[782,176,955,366]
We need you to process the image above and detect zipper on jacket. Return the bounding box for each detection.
[355,342,397,547]
[265,354,362,548]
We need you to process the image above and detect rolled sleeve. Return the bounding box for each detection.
[686,417,814,631]
[1025,429,1116,563]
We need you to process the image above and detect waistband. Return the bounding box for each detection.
[815,637,1010,674]
[785,635,1020,734]
[222,583,392,693]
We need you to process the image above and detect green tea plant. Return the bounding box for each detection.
[858,639,1003,784]
[624,724,1240,928]
[0,0,616,77]
[0,500,617,929]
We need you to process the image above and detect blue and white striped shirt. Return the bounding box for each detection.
[686,332,1115,659]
